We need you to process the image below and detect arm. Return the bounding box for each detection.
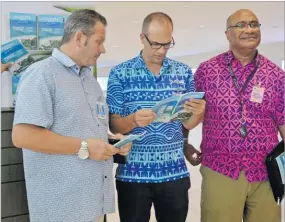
[182,65,206,130]
[12,124,80,154]
[107,68,155,134]
[110,109,156,134]
[109,113,136,134]
[182,127,201,166]
[182,105,205,130]
[12,124,125,160]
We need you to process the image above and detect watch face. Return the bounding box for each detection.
[78,149,89,159]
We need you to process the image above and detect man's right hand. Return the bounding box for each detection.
[1,62,13,73]
[87,138,120,161]
[131,109,156,127]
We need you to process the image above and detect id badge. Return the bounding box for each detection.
[96,102,106,119]
[250,86,265,103]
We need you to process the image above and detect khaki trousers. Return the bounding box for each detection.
[91,215,104,222]
[200,166,281,222]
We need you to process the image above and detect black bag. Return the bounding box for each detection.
[265,140,284,204]
[108,138,127,164]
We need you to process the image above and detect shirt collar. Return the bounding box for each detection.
[132,51,173,69]
[52,48,91,75]
[227,49,259,64]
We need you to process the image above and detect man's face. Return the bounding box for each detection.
[225,10,261,51]
[141,21,173,65]
[81,22,106,66]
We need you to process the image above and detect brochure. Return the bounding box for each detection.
[38,14,64,50]
[152,92,205,122]
[1,38,29,73]
[9,12,37,50]
[113,132,146,148]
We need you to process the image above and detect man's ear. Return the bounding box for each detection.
[74,31,86,48]
[225,30,231,42]
[140,33,144,44]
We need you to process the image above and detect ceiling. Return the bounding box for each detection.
[1,1,284,68]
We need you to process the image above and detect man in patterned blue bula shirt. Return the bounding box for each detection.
[107,12,206,222]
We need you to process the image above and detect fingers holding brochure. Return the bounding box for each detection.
[184,99,206,117]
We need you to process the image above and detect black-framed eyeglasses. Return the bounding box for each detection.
[143,34,175,49]
[227,21,261,30]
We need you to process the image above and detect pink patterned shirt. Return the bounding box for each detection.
[195,51,285,182]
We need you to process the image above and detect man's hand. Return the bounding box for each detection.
[184,99,206,117]
[131,109,156,127]
[184,143,202,166]
[118,143,132,156]
[87,138,120,161]
[108,133,132,156]
[1,62,13,73]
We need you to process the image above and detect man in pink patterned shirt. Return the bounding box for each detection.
[195,9,285,222]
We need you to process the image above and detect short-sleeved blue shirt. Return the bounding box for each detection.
[107,52,195,183]
[13,49,114,222]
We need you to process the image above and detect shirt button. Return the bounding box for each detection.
[105,176,107,178]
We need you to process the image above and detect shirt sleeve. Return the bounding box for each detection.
[13,63,55,129]
[275,69,285,126]
[106,68,124,116]
[194,62,206,92]
[185,66,195,93]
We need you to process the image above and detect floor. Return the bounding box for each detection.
[106,124,284,222]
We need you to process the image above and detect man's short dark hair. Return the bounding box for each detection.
[61,9,107,45]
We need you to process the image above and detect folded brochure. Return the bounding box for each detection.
[113,132,146,148]
[152,92,205,122]
[1,38,29,73]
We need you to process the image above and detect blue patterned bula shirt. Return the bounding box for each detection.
[107,52,195,183]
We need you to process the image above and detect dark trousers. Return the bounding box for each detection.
[116,177,190,222]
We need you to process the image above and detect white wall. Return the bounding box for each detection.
[96,41,285,77]
[1,1,284,107]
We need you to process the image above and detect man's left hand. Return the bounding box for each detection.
[184,143,202,166]
[108,133,132,156]
[184,99,206,117]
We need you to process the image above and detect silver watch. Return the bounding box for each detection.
[77,139,89,160]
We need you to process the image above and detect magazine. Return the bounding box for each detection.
[113,132,146,148]
[38,14,64,50]
[276,152,285,184]
[152,92,205,122]
[9,12,37,50]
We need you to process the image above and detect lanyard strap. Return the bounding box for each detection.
[225,52,260,94]
[224,52,260,124]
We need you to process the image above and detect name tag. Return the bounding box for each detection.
[96,102,106,119]
[250,86,265,103]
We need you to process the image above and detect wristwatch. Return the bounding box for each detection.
[77,139,89,160]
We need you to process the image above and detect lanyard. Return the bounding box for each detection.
[225,52,260,94]
[224,52,260,137]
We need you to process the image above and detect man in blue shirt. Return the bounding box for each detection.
[107,12,205,222]
[12,10,130,222]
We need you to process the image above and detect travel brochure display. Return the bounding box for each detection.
[38,14,64,50]
[1,38,29,73]
[9,12,37,50]
[1,39,52,106]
